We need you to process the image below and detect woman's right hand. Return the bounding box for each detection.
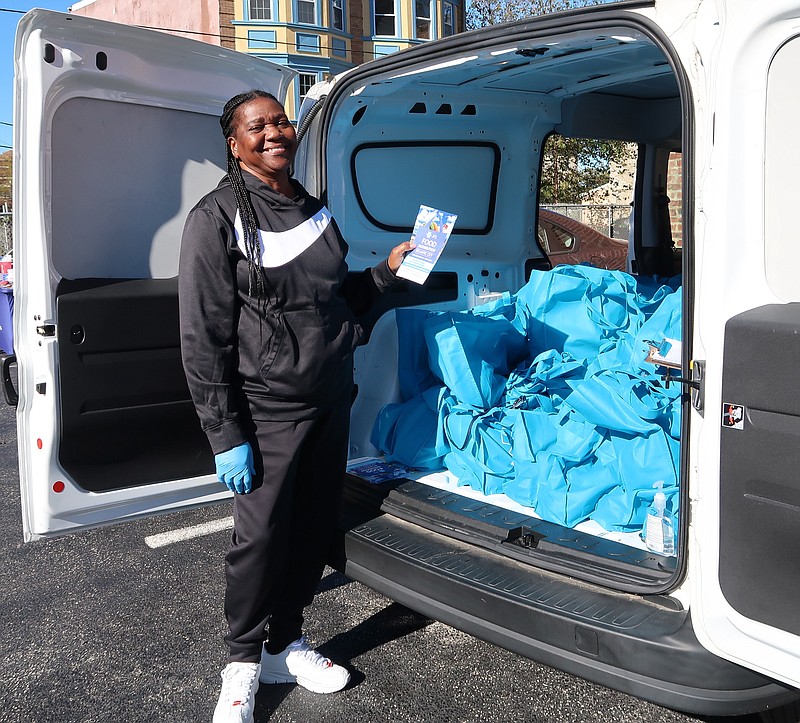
[387,240,416,274]
[214,442,255,494]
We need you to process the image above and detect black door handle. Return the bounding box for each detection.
[2,353,18,407]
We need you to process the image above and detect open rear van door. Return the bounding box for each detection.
[690,0,800,690]
[13,10,294,540]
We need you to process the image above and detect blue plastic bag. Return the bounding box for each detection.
[423,310,527,410]
[371,385,452,470]
[373,266,683,532]
[442,406,515,495]
[504,349,586,412]
[395,309,440,401]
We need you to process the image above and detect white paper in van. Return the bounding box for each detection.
[396,204,458,284]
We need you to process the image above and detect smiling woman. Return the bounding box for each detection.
[177,89,414,721]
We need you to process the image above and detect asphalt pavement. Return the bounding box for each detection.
[0,396,756,723]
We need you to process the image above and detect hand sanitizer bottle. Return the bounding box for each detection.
[644,480,675,556]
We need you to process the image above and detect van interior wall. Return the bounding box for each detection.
[49,99,227,490]
[50,97,226,280]
[326,85,557,277]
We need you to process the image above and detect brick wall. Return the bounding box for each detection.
[667,152,682,248]
[350,0,365,66]
[219,0,235,48]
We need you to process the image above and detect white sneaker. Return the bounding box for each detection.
[259,636,350,694]
[213,662,260,723]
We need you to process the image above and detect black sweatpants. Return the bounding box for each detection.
[224,400,350,663]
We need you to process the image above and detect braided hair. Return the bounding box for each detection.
[220,90,281,300]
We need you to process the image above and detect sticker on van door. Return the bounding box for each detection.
[722,403,745,430]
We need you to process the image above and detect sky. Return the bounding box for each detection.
[1,2,73,151]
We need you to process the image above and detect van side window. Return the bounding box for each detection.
[538,134,635,271]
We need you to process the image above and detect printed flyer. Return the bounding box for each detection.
[346,457,411,484]
[396,204,458,284]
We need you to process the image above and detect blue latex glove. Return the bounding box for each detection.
[214,443,255,495]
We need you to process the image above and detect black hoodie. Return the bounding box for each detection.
[178,171,397,455]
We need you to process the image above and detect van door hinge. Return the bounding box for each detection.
[36,323,56,337]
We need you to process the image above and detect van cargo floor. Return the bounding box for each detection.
[343,473,676,591]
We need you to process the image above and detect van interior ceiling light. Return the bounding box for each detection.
[611,35,638,43]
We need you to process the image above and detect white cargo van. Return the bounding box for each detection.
[7,2,800,717]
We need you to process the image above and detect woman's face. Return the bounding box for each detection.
[227,96,298,187]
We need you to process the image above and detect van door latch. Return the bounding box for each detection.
[36,323,56,337]
[662,361,705,416]
[662,368,698,390]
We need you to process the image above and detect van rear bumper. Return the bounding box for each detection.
[333,511,798,716]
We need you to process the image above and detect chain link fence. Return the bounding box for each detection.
[541,204,632,241]
[0,206,11,257]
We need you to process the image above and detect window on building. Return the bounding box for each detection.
[297,0,316,24]
[374,0,396,36]
[415,0,431,39]
[332,37,348,57]
[247,30,277,49]
[331,0,344,31]
[298,72,318,107]
[249,0,272,20]
[296,33,320,52]
[443,1,455,36]
[373,43,399,57]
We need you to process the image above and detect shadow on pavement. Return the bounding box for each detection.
[254,576,432,719]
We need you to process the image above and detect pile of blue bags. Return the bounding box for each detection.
[372,265,681,532]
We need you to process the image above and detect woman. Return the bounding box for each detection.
[178,89,412,723]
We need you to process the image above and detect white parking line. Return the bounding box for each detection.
[144,517,234,548]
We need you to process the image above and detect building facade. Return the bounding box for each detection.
[234,0,464,117]
[69,0,465,120]
[69,0,237,48]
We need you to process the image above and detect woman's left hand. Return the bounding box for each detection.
[387,240,416,274]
